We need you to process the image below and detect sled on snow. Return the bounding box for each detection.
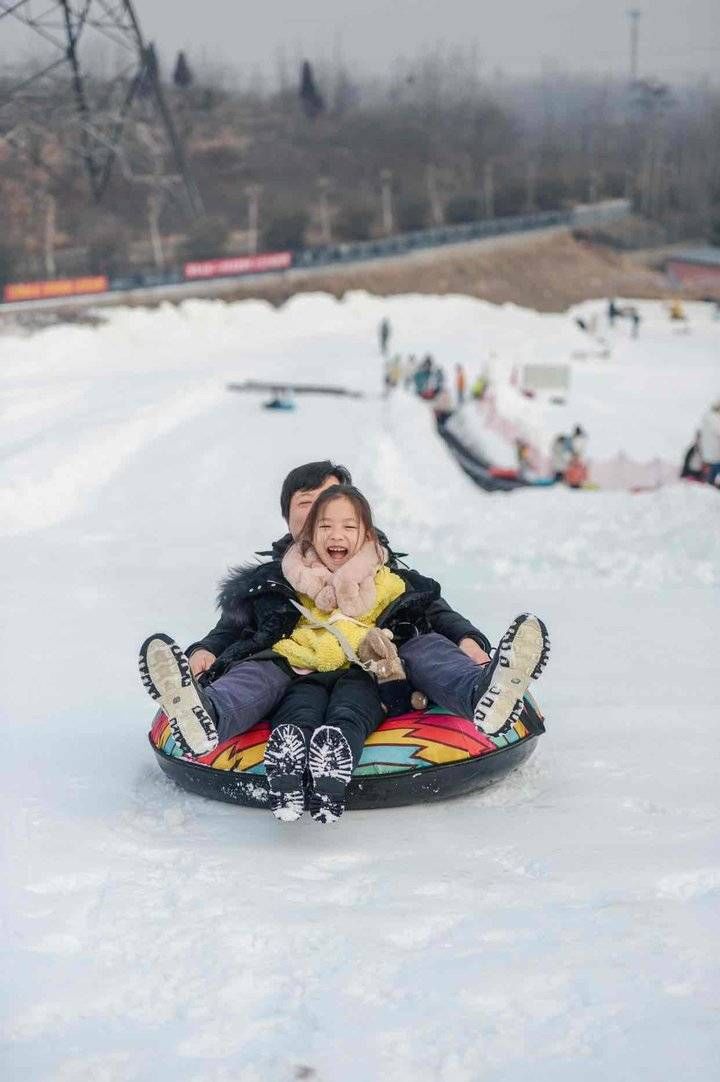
[148,695,546,811]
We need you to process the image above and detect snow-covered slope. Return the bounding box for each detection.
[1,293,718,1082]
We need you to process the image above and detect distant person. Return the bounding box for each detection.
[264,394,294,412]
[630,308,641,338]
[607,299,620,327]
[413,356,434,397]
[570,424,588,459]
[383,354,402,394]
[564,455,588,490]
[515,438,532,480]
[379,318,391,356]
[471,373,488,400]
[455,363,467,405]
[699,401,720,486]
[680,431,704,481]
[432,387,454,425]
[550,433,572,482]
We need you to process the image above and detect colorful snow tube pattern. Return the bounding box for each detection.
[149,697,545,810]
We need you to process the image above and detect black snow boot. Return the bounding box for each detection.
[472,614,550,736]
[264,724,308,822]
[308,726,354,824]
[139,633,218,756]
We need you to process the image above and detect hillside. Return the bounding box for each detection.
[219,229,676,312]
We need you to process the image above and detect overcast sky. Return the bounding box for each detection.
[136,0,720,84]
[2,0,720,85]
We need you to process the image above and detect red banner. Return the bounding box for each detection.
[3,276,109,303]
[183,251,292,281]
[666,260,720,289]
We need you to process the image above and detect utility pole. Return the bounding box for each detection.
[147,191,164,267]
[245,184,262,253]
[317,176,332,243]
[483,161,495,219]
[426,164,443,225]
[44,194,56,277]
[525,160,537,213]
[628,9,641,83]
[380,169,394,235]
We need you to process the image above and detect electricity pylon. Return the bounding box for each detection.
[0,1,202,215]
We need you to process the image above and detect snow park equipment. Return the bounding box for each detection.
[228,380,363,398]
[149,697,545,810]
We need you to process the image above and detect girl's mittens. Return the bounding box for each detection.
[358,627,406,682]
[308,726,354,824]
[264,724,308,822]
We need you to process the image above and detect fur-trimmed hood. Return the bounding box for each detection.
[216,559,291,624]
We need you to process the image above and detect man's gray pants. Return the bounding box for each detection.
[205,633,490,742]
[399,632,489,719]
[204,661,291,744]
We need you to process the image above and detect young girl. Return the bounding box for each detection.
[262,484,408,824]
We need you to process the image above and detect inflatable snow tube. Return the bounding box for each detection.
[148,695,545,811]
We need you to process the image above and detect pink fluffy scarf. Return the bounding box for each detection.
[281,538,386,618]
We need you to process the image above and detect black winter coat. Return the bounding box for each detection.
[190,551,490,681]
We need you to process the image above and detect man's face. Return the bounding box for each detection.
[287,474,342,540]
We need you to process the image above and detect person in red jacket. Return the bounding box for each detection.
[565,456,588,489]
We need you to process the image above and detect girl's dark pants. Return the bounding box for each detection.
[270,666,384,767]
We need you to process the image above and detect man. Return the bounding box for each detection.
[140,461,549,753]
[187,457,494,694]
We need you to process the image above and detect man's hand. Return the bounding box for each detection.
[459,637,491,665]
[189,649,217,677]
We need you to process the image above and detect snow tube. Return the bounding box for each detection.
[148,695,545,811]
[487,467,556,487]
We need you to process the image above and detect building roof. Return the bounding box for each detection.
[667,247,720,268]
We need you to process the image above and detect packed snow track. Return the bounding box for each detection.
[1,293,718,1082]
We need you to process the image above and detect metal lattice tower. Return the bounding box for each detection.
[0,1,202,215]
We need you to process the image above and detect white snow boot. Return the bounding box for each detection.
[264,724,308,822]
[473,614,550,736]
[308,726,354,824]
[139,633,218,756]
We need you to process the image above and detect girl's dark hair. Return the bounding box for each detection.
[300,484,380,557]
[280,460,352,521]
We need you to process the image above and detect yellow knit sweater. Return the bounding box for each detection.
[272,566,406,672]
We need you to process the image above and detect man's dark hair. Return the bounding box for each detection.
[280,460,352,521]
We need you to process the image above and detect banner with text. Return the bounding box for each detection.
[183,251,292,281]
[4,276,109,303]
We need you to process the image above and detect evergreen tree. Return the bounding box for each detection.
[299,61,324,120]
[173,51,193,90]
[138,43,159,98]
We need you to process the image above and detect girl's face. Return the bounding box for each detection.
[313,496,366,570]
